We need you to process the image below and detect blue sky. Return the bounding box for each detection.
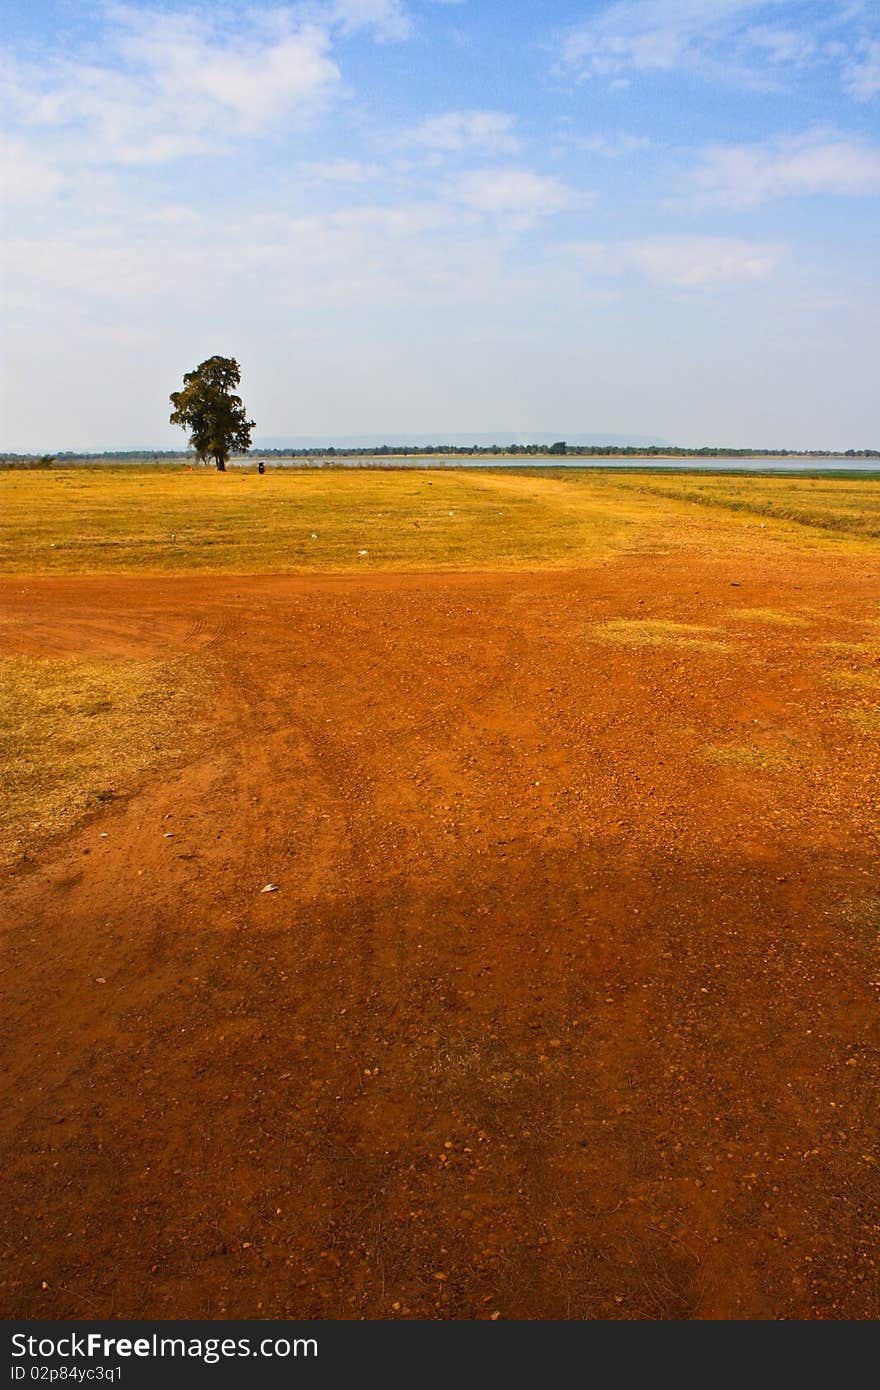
[2,0,878,449]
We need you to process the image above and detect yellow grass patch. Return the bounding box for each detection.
[833,895,880,953]
[727,607,808,626]
[0,654,210,865]
[701,742,798,773]
[836,708,880,734]
[821,637,880,654]
[825,669,880,692]
[1,466,878,577]
[609,473,880,545]
[0,468,626,575]
[593,618,731,652]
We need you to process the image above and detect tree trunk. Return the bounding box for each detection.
[215,454,226,472]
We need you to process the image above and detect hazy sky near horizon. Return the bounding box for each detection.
[2,0,879,451]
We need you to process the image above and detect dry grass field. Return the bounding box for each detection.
[1,465,879,1319]
[2,466,877,576]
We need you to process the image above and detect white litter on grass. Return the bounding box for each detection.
[358,550,368,556]
[311,533,318,539]
[261,883,280,893]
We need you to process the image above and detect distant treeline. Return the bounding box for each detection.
[251,444,880,459]
[2,443,878,466]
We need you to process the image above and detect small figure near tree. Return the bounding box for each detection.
[169,356,254,472]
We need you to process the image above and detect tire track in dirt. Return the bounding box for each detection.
[1,558,879,1320]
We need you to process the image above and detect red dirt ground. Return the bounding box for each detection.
[2,554,879,1320]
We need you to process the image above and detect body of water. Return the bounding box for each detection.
[250,455,879,474]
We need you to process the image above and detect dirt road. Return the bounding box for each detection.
[2,553,879,1318]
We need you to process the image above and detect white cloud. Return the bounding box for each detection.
[743,24,816,66]
[564,235,780,286]
[330,0,412,41]
[404,110,520,154]
[0,3,426,201]
[558,0,880,97]
[451,168,572,217]
[690,132,880,206]
[0,6,377,172]
[302,158,383,182]
[843,38,880,101]
[559,0,769,78]
[578,132,652,156]
[1,197,513,315]
[0,134,67,203]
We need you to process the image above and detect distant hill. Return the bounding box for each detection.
[252,432,669,450]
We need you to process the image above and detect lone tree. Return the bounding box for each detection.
[169,356,254,471]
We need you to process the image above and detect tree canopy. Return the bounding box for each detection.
[169,356,254,471]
